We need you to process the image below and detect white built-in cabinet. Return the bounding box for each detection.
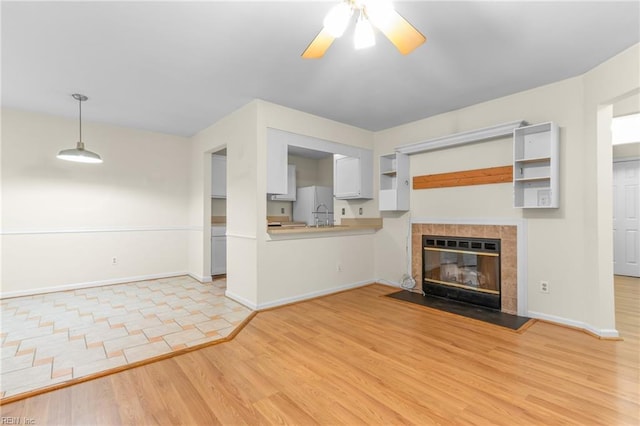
[513,122,559,208]
[211,154,227,198]
[270,165,297,201]
[267,127,374,201]
[267,131,289,195]
[379,152,409,211]
[334,152,373,200]
[211,226,226,275]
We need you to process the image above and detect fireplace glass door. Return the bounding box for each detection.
[423,236,501,309]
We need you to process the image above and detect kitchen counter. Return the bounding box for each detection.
[267,218,382,237]
[211,216,226,224]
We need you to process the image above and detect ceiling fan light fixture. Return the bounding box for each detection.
[354,14,375,49]
[364,0,395,30]
[323,2,353,38]
[57,93,103,164]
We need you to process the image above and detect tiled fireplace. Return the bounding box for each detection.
[411,223,518,315]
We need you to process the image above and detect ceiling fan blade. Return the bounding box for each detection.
[301,28,336,59]
[371,9,426,55]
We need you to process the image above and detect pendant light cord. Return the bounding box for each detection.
[78,96,82,143]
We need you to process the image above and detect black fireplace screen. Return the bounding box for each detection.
[423,236,501,309]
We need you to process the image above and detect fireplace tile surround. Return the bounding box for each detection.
[411,223,518,314]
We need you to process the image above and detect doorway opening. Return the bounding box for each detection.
[210,148,227,280]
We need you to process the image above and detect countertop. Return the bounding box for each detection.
[267,218,382,235]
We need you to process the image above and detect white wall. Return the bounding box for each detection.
[373,44,639,336]
[1,109,191,296]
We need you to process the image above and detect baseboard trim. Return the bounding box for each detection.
[527,310,620,339]
[226,280,376,312]
[225,291,258,310]
[0,272,191,299]
[188,273,212,284]
[257,280,375,311]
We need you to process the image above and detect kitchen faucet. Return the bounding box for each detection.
[315,203,330,227]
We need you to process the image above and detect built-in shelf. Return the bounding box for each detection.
[513,122,559,208]
[379,152,409,211]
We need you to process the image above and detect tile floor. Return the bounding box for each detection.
[0,276,252,399]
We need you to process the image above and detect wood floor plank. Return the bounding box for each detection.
[1,278,638,425]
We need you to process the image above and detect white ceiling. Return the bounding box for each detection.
[2,1,639,137]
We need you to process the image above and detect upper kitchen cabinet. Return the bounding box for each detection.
[270,164,297,201]
[267,127,373,200]
[211,154,227,198]
[267,129,289,195]
[334,152,373,200]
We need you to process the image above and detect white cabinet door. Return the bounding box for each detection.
[211,236,227,275]
[267,129,289,194]
[271,165,297,201]
[334,153,373,200]
[211,155,227,198]
[334,156,361,199]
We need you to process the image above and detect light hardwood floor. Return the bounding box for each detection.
[1,278,638,425]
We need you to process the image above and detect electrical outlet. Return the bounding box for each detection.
[358,207,363,215]
[336,264,342,272]
[540,280,549,293]
[281,207,285,214]
[341,208,345,215]
[112,257,118,265]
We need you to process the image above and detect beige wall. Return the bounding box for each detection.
[612,93,640,159]
[255,101,376,308]
[373,44,639,336]
[1,109,191,296]
[189,101,259,303]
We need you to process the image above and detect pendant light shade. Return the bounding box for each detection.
[57,94,103,164]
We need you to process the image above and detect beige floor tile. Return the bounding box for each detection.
[142,322,183,339]
[3,372,73,398]
[0,276,251,399]
[1,363,52,392]
[195,318,233,334]
[53,346,107,370]
[124,317,163,332]
[102,334,149,355]
[174,313,210,327]
[123,341,172,363]
[220,310,251,324]
[33,337,86,359]
[162,328,207,348]
[84,325,129,345]
[107,311,144,327]
[73,355,127,378]
[1,352,35,373]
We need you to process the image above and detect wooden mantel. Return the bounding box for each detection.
[413,165,513,190]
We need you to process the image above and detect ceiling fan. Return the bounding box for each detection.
[302,0,426,59]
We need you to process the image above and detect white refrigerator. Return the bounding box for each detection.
[293,186,334,226]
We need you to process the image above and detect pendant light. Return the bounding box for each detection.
[57,93,103,163]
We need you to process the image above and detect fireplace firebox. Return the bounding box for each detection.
[423,236,501,310]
